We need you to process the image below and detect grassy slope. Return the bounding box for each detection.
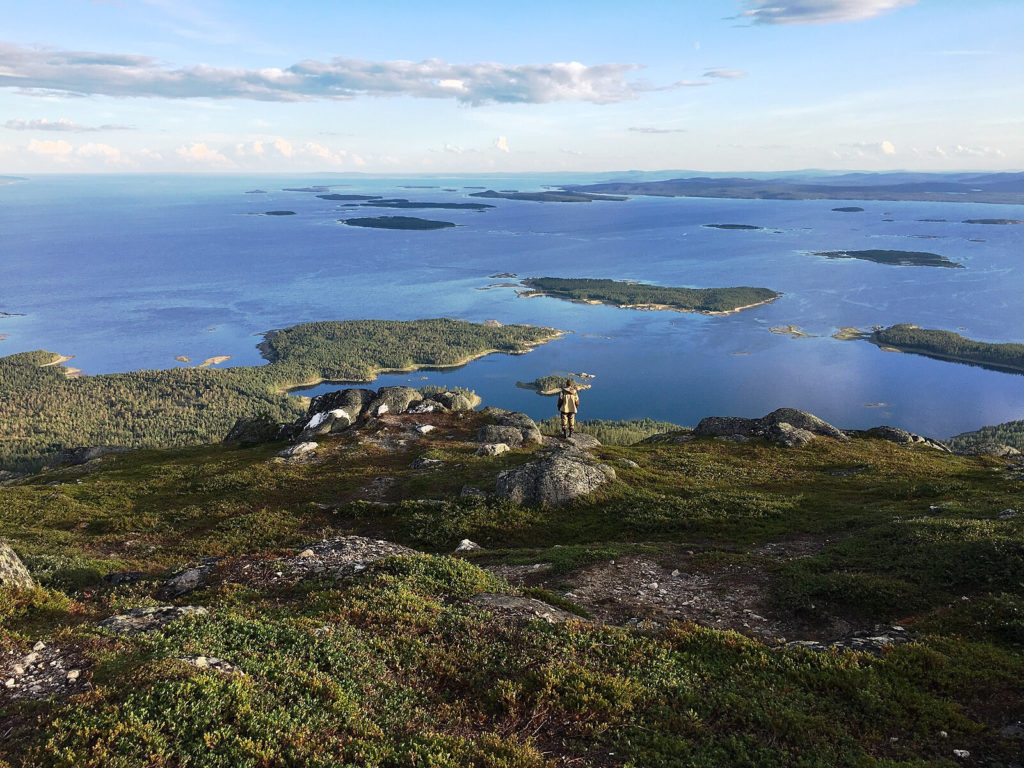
[1,415,1022,767]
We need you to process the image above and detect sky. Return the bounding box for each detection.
[1,0,1021,174]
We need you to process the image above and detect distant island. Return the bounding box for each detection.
[867,324,1024,374]
[518,277,780,314]
[561,170,1024,205]
[812,249,963,268]
[469,190,627,203]
[245,189,267,194]
[317,194,383,201]
[516,374,593,395]
[341,216,456,230]
[360,199,494,211]
[283,186,335,193]
[264,210,296,216]
[704,224,762,230]
[832,206,864,212]
[962,218,1023,225]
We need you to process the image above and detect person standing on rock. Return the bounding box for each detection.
[557,379,580,439]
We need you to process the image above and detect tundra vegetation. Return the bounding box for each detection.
[0,404,1021,767]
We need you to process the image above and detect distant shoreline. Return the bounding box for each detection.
[517,290,779,316]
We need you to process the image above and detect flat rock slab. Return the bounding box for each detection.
[98,605,209,635]
[469,593,580,624]
[285,536,419,579]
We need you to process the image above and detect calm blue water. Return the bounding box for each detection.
[2,174,1023,438]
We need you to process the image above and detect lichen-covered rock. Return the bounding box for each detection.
[469,593,580,624]
[224,413,282,444]
[861,426,951,452]
[763,422,816,448]
[284,536,418,580]
[365,386,423,417]
[693,416,760,438]
[308,388,376,425]
[476,443,510,457]
[954,441,1020,458]
[480,407,542,445]
[98,605,209,635]
[477,425,524,448]
[0,539,34,591]
[761,409,848,441]
[277,442,317,458]
[564,434,602,450]
[495,451,613,506]
[426,389,477,412]
[695,408,848,445]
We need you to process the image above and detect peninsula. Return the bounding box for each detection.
[867,324,1024,374]
[0,319,560,473]
[812,249,963,268]
[341,216,456,230]
[518,277,780,314]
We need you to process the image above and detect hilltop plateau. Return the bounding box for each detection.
[1,382,1022,767]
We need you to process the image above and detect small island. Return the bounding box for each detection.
[264,210,296,216]
[317,194,383,201]
[516,374,592,395]
[341,216,456,230]
[469,190,627,203]
[359,198,494,211]
[244,189,267,194]
[812,249,963,268]
[283,186,334,193]
[517,277,780,315]
[962,218,1023,225]
[832,206,864,212]
[770,325,817,338]
[704,224,763,230]
[866,324,1024,374]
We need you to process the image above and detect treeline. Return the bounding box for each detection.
[949,420,1024,453]
[522,277,779,313]
[0,319,558,473]
[870,324,1024,373]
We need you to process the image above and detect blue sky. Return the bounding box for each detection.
[1,0,1021,173]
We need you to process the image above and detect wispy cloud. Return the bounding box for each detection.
[737,0,916,25]
[832,139,898,159]
[493,136,510,153]
[703,68,747,79]
[5,117,133,131]
[629,127,687,134]
[0,42,682,105]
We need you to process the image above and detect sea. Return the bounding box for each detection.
[2,173,1023,439]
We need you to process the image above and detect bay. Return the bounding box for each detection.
[1,173,1022,438]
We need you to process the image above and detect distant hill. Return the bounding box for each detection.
[564,171,1024,204]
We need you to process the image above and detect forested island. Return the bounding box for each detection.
[469,190,627,203]
[813,249,963,268]
[832,206,864,212]
[518,277,780,314]
[316,194,383,201]
[0,319,560,473]
[703,223,763,230]
[515,374,592,395]
[963,218,1023,225]
[868,324,1024,374]
[341,216,456,230]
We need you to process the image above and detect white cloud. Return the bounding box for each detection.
[174,142,231,166]
[27,138,73,155]
[832,140,899,160]
[738,0,916,25]
[5,117,133,131]
[234,140,265,157]
[952,144,1005,158]
[272,138,293,157]
[76,142,122,162]
[629,126,687,134]
[881,139,896,155]
[493,136,510,153]
[0,42,686,105]
[703,69,747,79]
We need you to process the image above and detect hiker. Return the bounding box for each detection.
[557,379,579,439]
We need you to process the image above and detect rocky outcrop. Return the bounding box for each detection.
[953,441,1021,459]
[98,605,209,635]
[495,449,614,506]
[477,425,525,448]
[277,442,318,458]
[366,386,423,418]
[858,426,951,452]
[695,408,848,446]
[479,407,542,446]
[224,413,283,445]
[44,445,129,469]
[159,557,221,598]
[284,537,418,580]
[0,539,34,591]
[476,443,510,457]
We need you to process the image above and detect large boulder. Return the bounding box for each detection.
[861,426,951,453]
[365,386,423,417]
[0,539,34,591]
[309,388,376,424]
[495,450,614,506]
[480,407,542,446]
[225,413,283,444]
[694,408,848,446]
[427,389,477,412]
[477,425,524,448]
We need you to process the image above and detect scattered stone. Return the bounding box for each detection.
[0,643,89,701]
[999,509,1017,519]
[618,458,640,469]
[102,571,147,586]
[953,749,970,759]
[178,655,243,675]
[786,625,914,655]
[98,605,209,635]
[495,449,613,506]
[415,424,436,435]
[277,442,317,458]
[999,722,1024,739]
[455,539,482,553]
[860,426,951,452]
[32,641,46,652]
[284,536,418,580]
[476,443,510,457]
[469,593,579,624]
[160,558,220,598]
[460,485,486,498]
[0,538,35,591]
[410,457,443,469]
